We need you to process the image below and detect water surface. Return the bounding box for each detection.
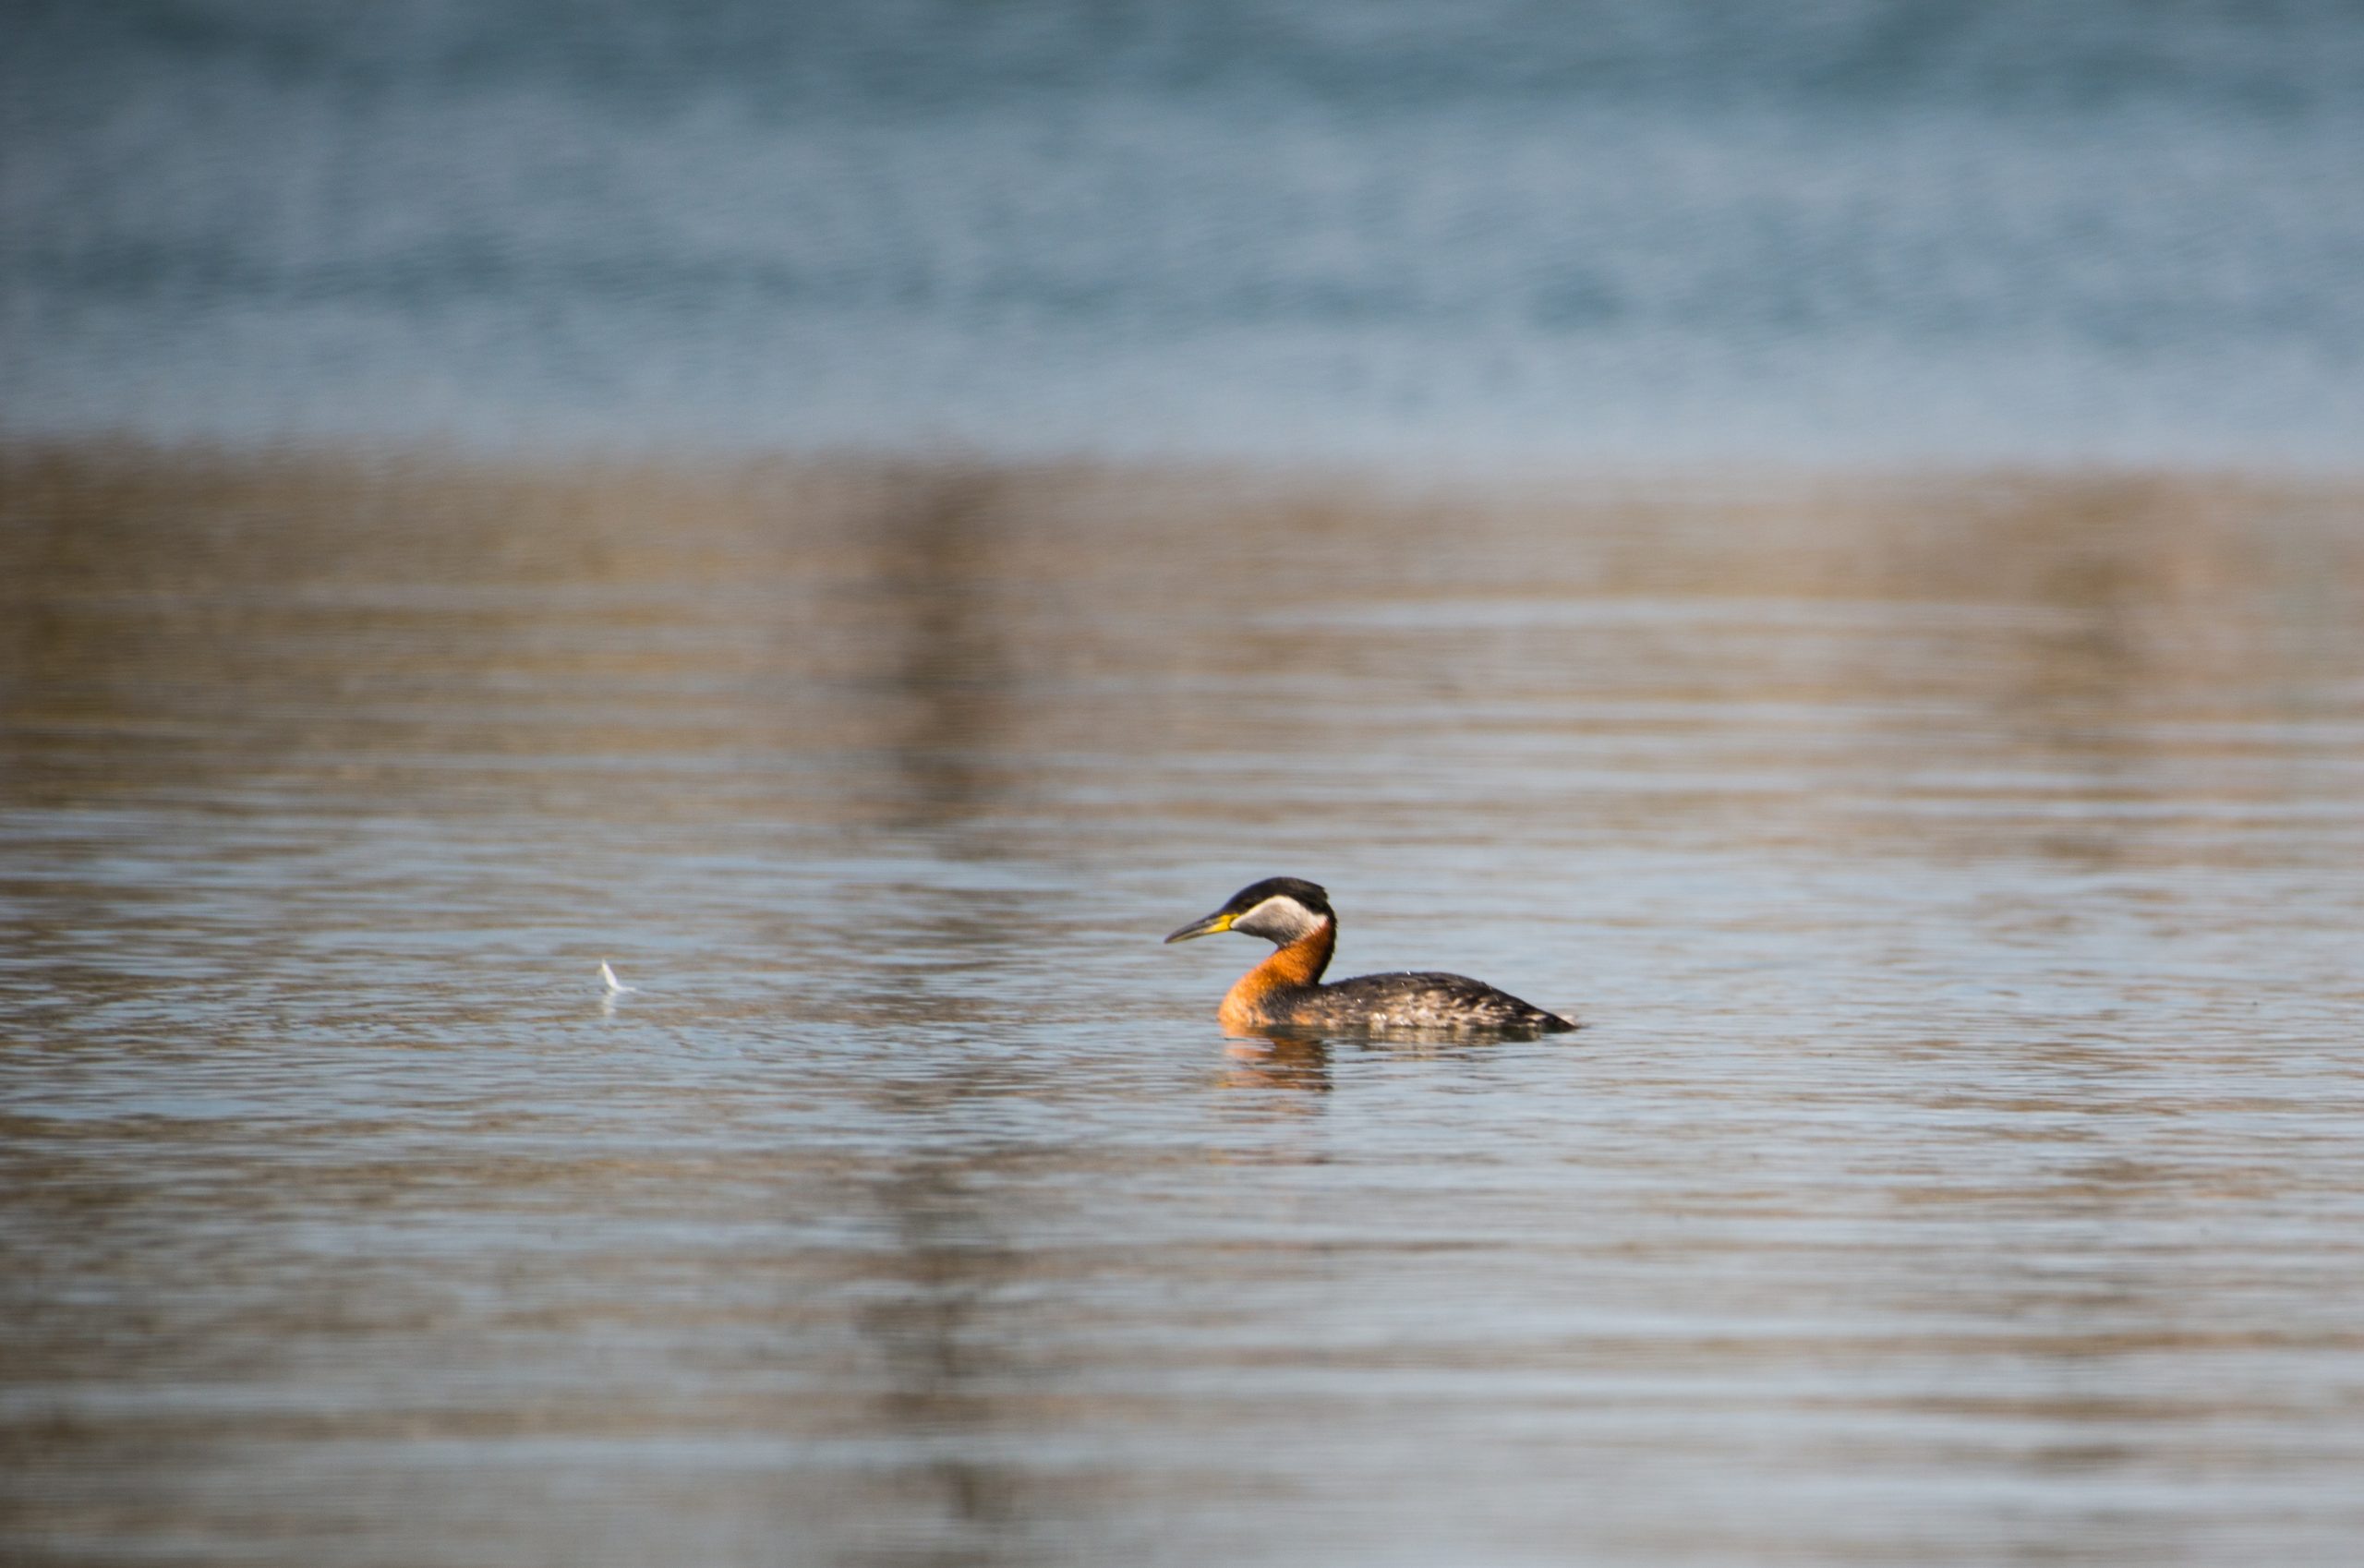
[4,452,2363,1564]
[6,2,2363,463]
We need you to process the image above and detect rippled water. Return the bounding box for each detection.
[6,2,2363,463]
[4,451,2362,1564]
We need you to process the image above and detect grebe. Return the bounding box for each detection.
[1164,877,1576,1036]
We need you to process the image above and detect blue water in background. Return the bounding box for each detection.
[4,0,2360,467]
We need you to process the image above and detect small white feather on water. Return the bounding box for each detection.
[600,961,636,995]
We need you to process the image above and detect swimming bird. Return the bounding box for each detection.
[1164,877,1576,1036]
[599,961,635,995]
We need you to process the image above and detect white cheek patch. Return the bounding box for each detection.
[1236,895,1320,943]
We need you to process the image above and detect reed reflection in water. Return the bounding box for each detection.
[3,448,2363,1566]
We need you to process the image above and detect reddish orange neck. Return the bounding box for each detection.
[1219,919,1336,1031]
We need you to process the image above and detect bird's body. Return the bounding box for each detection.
[1165,877,1576,1037]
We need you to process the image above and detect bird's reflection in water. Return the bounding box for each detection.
[1216,1033,1333,1104]
[1210,1026,1522,1097]
[1215,1027,1526,1113]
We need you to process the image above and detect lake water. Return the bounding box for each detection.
[5,452,2362,1564]
[7,2,2364,1560]
[6,1,2364,465]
